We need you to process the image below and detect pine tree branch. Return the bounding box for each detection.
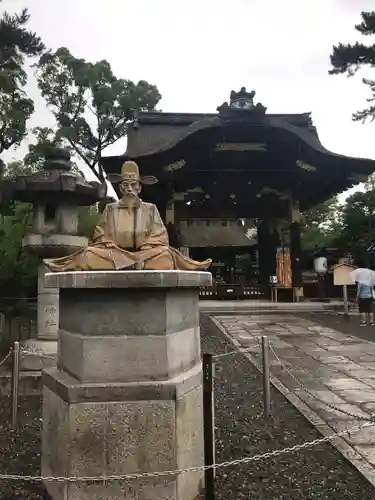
[329,42,375,75]
[355,10,375,36]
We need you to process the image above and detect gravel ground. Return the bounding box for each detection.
[0,315,374,499]
[200,314,375,500]
[0,396,49,500]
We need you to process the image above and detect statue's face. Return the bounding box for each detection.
[120,179,141,198]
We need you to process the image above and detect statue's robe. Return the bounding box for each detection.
[43,198,212,272]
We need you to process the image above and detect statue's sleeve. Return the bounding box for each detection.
[141,204,169,247]
[91,205,109,243]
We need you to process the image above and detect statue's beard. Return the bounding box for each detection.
[121,192,139,205]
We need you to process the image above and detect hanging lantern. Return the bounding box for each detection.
[314,257,328,275]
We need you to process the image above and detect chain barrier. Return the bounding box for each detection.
[0,326,371,484]
[0,420,372,483]
[212,335,374,423]
[0,347,55,361]
[267,342,375,422]
[213,344,261,360]
[20,349,55,359]
[0,348,12,368]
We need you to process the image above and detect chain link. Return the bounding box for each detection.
[268,342,373,422]
[20,349,55,359]
[0,347,55,368]
[213,344,260,360]
[0,349,12,367]
[212,334,374,422]
[0,421,371,483]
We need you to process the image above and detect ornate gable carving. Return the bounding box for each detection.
[217,87,267,121]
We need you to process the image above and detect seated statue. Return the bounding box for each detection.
[44,161,212,272]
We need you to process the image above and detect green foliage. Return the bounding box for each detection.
[0,5,44,156]
[0,159,42,216]
[336,189,375,262]
[0,80,34,153]
[24,126,72,170]
[301,198,341,252]
[0,5,44,77]
[34,47,161,181]
[0,161,38,294]
[0,161,39,216]
[3,159,37,178]
[330,10,375,121]
[0,200,38,296]
[78,204,100,238]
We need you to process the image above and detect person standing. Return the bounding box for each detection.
[356,281,375,327]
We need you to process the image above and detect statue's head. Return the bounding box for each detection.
[109,161,158,199]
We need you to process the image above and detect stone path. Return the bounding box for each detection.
[212,314,375,477]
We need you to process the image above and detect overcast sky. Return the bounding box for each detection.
[2,0,375,200]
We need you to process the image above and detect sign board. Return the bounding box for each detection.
[332,263,356,286]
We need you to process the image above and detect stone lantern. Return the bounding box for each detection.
[0,147,107,369]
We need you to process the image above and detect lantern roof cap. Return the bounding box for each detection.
[0,147,107,206]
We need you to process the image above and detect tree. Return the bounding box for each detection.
[300,198,341,252]
[0,5,44,158]
[330,10,375,121]
[337,189,375,263]
[0,200,38,296]
[78,204,100,238]
[0,161,38,296]
[0,4,44,75]
[24,126,74,170]
[34,47,161,181]
[1,158,34,179]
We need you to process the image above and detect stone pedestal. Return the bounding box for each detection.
[36,262,59,340]
[42,270,212,500]
[22,263,59,370]
[21,234,88,371]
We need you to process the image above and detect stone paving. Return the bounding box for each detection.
[200,300,350,314]
[213,314,375,474]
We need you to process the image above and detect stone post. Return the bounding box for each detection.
[42,270,212,500]
[36,263,59,340]
[21,263,59,370]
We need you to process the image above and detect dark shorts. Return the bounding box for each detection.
[359,297,373,313]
